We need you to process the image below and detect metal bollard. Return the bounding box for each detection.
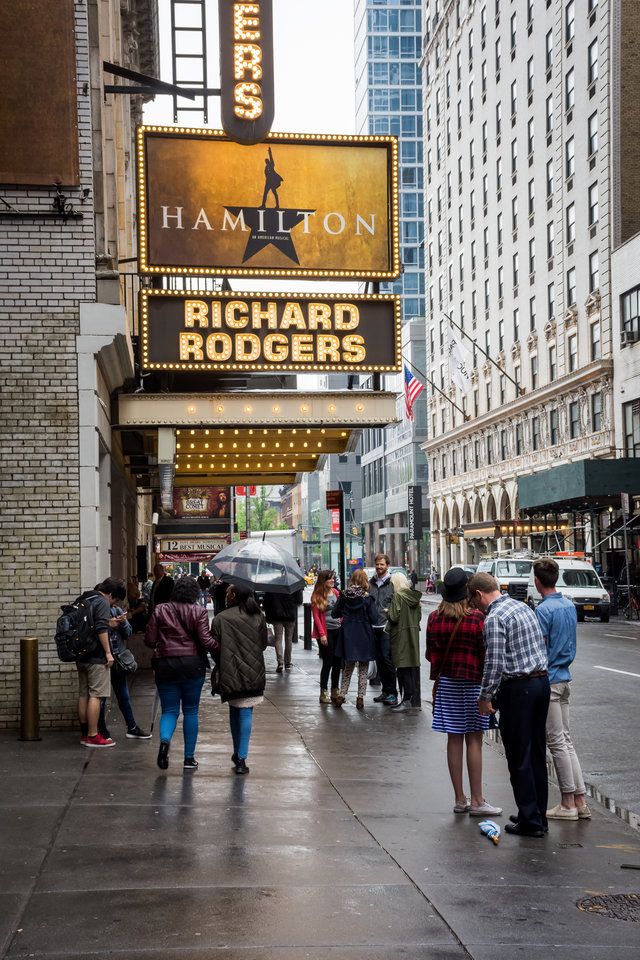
[303,602,312,650]
[20,637,41,741]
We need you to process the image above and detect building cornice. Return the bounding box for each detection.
[422,359,613,453]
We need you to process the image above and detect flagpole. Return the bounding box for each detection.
[404,357,468,420]
[443,311,524,396]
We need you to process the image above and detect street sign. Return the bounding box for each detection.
[621,492,630,515]
[408,485,423,541]
[139,289,401,374]
[218,0,274,145]
[159,537,230,553]
[326,490,343,510]
[137,127,400,280]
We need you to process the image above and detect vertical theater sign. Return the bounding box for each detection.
[218,0,275,144]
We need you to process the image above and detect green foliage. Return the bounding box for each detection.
[234,486,287,533]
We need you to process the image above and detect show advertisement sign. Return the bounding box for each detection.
[172,487,232,518]
[137,127,400,279]
[140,289,401,373]
[218,0,274,145]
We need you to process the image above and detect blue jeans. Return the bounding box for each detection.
[156,676,205,759]
[98,670,136,735]
[229,705,253,760]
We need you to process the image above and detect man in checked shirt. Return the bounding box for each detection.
[468,572,550,838]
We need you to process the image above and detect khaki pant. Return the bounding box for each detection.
[274,621,295,667]
[546,681,585,794]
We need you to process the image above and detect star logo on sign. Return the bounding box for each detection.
[224,206,316,264]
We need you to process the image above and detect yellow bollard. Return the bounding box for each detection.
[20,637,41,741]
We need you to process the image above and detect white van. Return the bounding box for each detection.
[527,557,611,623]
[476,558,534,602]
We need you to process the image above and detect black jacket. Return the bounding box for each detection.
[211,605,268,702]
[334,588,378,662]
[263,590,303,624]
[149,574,174,614]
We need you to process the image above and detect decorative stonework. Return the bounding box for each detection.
[511,341,521,360]
[496,350,506,368]
[526,330,538,350]
[544,319,557,341]
[585,291,601,317]
[471,368,479,384]
[564,307,578,328]
[482,360,492,378]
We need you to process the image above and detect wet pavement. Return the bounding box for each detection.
[1,644,640,959]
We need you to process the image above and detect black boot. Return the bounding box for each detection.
[235,758,249,775]
[157,741,170,770]
[231,753,239,765]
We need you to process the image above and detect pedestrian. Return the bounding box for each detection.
[533,558,591,821]
[426,569,502,816]
[145,576,218,771]
[369,553,398,705]
[408,567,419,589]
[263,587,303,673]
[75,578,119,748]
[211,577,228,617]
[333,569,378,709]
[311,569,342,704]
[386,572,422,712]
[98,581,151,741]
[211,583,268,775]
[196,572,211,607]
[469,572,550,837]
[126,577,147,633]
[148,562,174,616]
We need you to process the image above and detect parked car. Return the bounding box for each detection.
[450,564,477,575]
[476,557,534,602]
[527,557,610,623]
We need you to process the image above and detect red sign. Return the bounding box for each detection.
[236,486,257,496]
[330,508,341,534]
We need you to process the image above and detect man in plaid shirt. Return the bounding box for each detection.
[468,572,550,837]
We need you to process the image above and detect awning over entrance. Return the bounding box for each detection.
[518,459,640,513]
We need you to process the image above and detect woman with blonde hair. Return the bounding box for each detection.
[426,568,502,817]
[333,568,379,709]
[311,569,342,704]
[387,571,422,711]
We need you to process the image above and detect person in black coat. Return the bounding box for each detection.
[263,588,303,673]
[333,569,379,710]
[148,563,174,615]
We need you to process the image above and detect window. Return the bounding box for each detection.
[530,354,538,388]
[547,221,555,259]
[588,39,598,85]
[565,0,575,43]
[481,5,487,41]
[471,239,477,271]
[528,236,535,274]
[486,383,492,416]
[512,196,518,231]
[550,408,559,445]
[500,375,506,404]
[500,428,508,460]
[513,307,520,340]
[546,158,554,197]
[569,401,580,439]
[588,183,598,225]
[483,226,489,260]
[588,111,598,155]
[566,136,575,177]
[548,280,555,319]
[498,266,504,300]
[548,344,557,380]
[441,453,447,479]
[470,139,475,174]
[532,415,540,449]
[472,290,478,323]
[566,202,576,243]
[545,30,553,70]
[468,29,474,66]
[496,101,502,137]
[497,211,503,245]
[527,56,534,95]
[546,94,553,134]
[459,251,464,286]
[474,437,480,467]
[484,277,490,310]
[527,0,534,24]
[591,391,602,431]
[622,284,640,337]
[482,120,488,155]
[470,190,476,221]
[589,251,599,292]
[529,295,536,331]
[591,320,601,360]
[623,400,640,457]
[458,157,463,189]
[511,80,517,116]
[513,252,519,286]
[565,67,575,111]
[495,36,501,74]
[527,117,535,155]
[528,178,535,215]
[496,156,503,190]
[468,79,474,114]
[516,422,524,455]
[567,267,576,306]
[510,11,516,50]
[511,138,518,174]
[568,333,578,371]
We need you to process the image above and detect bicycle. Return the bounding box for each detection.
[623,589,640,621]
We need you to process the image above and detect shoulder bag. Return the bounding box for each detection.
[431,618,462,715]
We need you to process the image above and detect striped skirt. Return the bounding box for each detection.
[432,677,491,734]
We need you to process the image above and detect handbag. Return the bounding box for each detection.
[431,618,462,715]
[114,647,137,674]
[210,662,220,697]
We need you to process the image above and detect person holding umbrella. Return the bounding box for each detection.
[145,576,218,771]
[211,583,268,775]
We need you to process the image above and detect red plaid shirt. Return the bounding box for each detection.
[426,609,486,682]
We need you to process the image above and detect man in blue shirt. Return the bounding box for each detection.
[534,559,590,822]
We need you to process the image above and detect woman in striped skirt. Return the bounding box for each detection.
[426,568,502,818]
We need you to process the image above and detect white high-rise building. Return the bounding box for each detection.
[421,0,640,573]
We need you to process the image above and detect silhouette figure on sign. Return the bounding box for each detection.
[261,147,283,208]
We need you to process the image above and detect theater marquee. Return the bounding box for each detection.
[137,126,400,279]
[140,289,401,373]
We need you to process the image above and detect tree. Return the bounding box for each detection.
[234,486,286,534]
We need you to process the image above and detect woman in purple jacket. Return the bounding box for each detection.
[145,576,218,771]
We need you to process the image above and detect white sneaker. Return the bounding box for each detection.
[546,804,579,820]
[469,801,503,817]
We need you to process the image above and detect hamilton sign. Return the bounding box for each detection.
[137,127,400,279]
[140,289,401,373]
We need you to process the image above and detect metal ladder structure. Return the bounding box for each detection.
[170,0,210,125]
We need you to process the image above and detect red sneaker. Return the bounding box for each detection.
[82,733,116,748]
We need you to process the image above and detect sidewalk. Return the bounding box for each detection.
[1,645,639,959]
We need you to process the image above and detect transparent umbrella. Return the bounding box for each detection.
[209,536,305,595]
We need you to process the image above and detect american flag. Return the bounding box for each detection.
[404,365,425,420]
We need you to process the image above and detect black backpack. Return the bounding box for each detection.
[54,593,99,662]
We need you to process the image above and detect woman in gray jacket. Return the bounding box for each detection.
[211,583,268,774]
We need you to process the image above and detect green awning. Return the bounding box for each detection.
[518,459,640,513]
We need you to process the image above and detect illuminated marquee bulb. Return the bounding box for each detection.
[233,3,260,41]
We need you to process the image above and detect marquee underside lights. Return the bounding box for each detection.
[140,289,401,373]
[136,126,400,280]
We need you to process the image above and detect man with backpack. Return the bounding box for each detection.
[76,578,119,748]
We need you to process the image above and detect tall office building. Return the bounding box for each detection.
[422,0,640,574]
[354,0,429,569]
